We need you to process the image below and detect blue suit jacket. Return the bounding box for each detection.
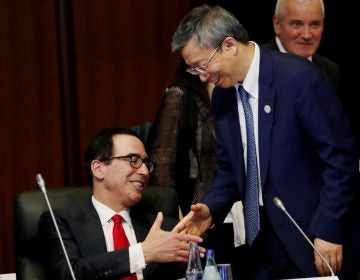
[202,47,358,276]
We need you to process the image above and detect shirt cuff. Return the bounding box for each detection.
[129,243,146,273]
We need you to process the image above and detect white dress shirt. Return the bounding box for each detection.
[92,196,146,279]
[223,43,263,247]
[235,42,263,207]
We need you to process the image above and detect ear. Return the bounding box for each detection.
[273,15,280,35]
[221,37,238,56]
[91,159,105,180]
[222,37,237,49]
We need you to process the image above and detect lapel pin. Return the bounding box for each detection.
[264,105,271,113]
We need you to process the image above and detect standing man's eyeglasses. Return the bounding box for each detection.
[186,44,221,75]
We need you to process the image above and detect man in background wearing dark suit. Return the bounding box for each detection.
[263,0,340,92]
[264,0,360,181]
[40,127,203,280]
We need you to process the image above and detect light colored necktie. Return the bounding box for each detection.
[238,85,260,246]
[113,214,137,280]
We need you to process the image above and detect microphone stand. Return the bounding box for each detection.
[36,174,77,280]
[273,197,339,280]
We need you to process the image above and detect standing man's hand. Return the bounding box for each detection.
[314,238,343,276]
[172,203,212,236]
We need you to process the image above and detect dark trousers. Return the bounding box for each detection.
[245,208,304,280]
[203,223,249,280]
[203,209,305,279]
[206,206,360,280]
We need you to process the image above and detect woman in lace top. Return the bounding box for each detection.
[149,58,216,215]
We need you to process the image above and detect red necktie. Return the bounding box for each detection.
[113,214,137,280]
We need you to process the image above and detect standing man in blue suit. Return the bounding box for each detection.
[171,5,359,279]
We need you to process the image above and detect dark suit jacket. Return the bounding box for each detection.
[263,38,340,92]
[202,47,358,277]
[39,192,185,280]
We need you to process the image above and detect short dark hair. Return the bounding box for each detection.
[84,127,141,184]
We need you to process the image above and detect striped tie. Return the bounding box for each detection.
[238,85,260,246]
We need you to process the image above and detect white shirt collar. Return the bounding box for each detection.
[92,196,132,227]
[275,36,312,61]
[236,41,259,100]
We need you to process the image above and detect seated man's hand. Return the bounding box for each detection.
[142,212,204,263]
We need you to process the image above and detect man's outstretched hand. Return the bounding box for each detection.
[172,203,213,237]
[142,212,204,263]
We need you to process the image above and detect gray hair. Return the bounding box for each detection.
[275,0,325,20]
[172,5,249,52]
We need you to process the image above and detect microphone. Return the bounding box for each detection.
[36,174,77,280]
[273,197,339,279]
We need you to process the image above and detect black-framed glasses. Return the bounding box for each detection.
[186,44,221,75]
[107,153,154,173]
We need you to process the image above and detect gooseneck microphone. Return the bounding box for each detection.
[36,174,77,280]
[273,197,337,278]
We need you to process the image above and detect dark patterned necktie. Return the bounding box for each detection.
[113,214,137,280]
[238,85,260,246]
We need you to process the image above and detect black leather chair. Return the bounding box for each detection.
[14,186,178,280]
[131,122,153,150]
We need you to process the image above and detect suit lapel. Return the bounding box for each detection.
[132,218,149,242]
[225,94,243,160]
[129,208,156,242]
[214,87,246,196]
[258,48,276,190]
[75,199,108,255]
[216,88,242,154]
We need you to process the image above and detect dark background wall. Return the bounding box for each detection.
[0,0,353,274]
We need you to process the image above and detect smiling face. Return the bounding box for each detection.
[181,37,246,88]
[92,134,150,211]
[273,0,324,58]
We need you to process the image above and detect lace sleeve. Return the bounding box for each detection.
[149,86,185,189]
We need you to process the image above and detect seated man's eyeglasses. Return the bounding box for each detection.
[106,153,154,173]
[186,44,221,75]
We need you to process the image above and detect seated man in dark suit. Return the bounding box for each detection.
[39,127,203,280]
[263,0,340,92]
